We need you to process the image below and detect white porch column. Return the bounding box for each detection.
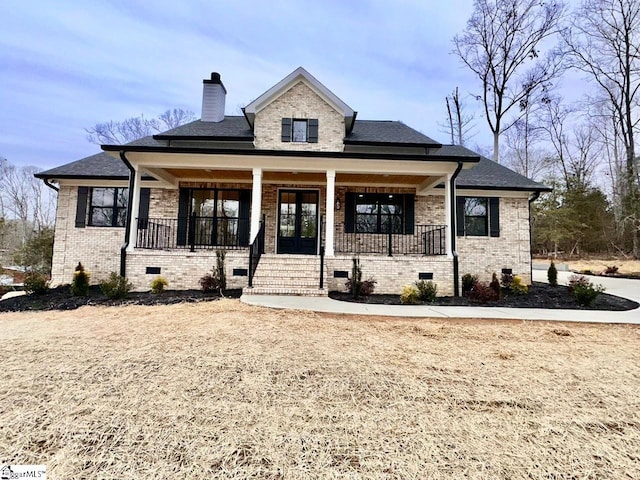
[444,173,453,258]
[250,167,263,242]
[325,170,336,256]
[127,166,143,253]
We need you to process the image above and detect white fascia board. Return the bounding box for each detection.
[126,152,462,176]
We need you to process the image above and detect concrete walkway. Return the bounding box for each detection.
[241,270,640,324]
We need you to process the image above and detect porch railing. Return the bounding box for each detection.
[332,224,447,256]
[135,216,250,251]
[248,215,266,288]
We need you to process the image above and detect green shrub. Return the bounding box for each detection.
[548,261,558,286]
[200,251,227,294]
[345,257,376,298]
[468,281,499,303]
[510,275,529,295]
[461,274,478,296]
[150,276,168,294]
[400,285,420,304]
[71,262,90,296]
[568,274,605,307]
[489,272,501,297]
[100,272,132,300]
[24,272,49,295]
[415,280,437,302]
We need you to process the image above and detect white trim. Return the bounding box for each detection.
[250,168,262,243]
[126,167,143,253]
[325,170,335,257]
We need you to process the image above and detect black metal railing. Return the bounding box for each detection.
[248,215,266,287]
[332,224,447,256]
[135,216,250,251]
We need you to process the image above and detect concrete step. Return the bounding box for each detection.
[243,286,328,296]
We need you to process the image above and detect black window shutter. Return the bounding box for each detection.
[404,194,415,234]
[177,188,190,246]
[344,192,355,233]
[75,186,89,228]
[456,196,466,237]
[238,189,251,246]
[489,197,500,237]
[281,118,292,142]
[137,188,150,230]
[308,119,319,143]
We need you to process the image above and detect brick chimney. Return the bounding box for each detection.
[201,72,226,122]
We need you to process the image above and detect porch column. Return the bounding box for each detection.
[126,166,143,252]
[250,167,262,243]
[325,170,336,256]
[444,173,453,257]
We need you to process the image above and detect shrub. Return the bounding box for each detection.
[345,257,377,298]
[568,274,605,307]
[579,269,594,276]
[24,272,49,295]
[71,262,90,296]
[150,276,168,294]
[461,274,478,296]
[415,280,437,303]
[489,273,501,297]
[548,261,558,287]
[100,272,132,300]
[200,251,227,294]
[501,272,514,290]
[468,281,499,304]
[604,265,619,275]
[400,285,420,304]
[510,275,529,295]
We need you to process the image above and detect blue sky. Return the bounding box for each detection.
[1,0,574,170]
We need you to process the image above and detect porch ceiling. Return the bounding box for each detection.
[153,168,437,187]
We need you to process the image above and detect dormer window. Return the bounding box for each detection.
[281,118,318,143]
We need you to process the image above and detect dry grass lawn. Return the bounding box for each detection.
[565,259,640,275]
[1,300,639,479]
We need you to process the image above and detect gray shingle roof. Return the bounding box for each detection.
[346,120,440,145]
[36,152,130,179]
[457,156,551,191]
[37,121,549,192]
[154,117,254,139]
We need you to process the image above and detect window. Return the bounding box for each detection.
[355,194,403,233]
[88,187,128,227]
[464,197,488,236]
[456,196,500,237]
[292,120,307,142]
[281,118,318,143]
[177,188,250,247]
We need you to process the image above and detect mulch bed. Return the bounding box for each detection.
[329,281,639,311]
[0,285,242,313]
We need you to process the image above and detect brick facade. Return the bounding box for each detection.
[457,196,532,284]
[50,185,127,286]
[254,81,345,152]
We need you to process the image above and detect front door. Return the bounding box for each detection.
[278,190,319,254]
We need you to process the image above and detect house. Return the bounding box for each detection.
[36,67,549,296]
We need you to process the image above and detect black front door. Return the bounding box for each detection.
[278,190,319,254]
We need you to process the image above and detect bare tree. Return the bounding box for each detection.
[442,87,476,145]
[86,108,196,144]
[564,0,640,257]
[453,0,566,163]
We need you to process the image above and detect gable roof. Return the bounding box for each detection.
[243,67,356,132]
